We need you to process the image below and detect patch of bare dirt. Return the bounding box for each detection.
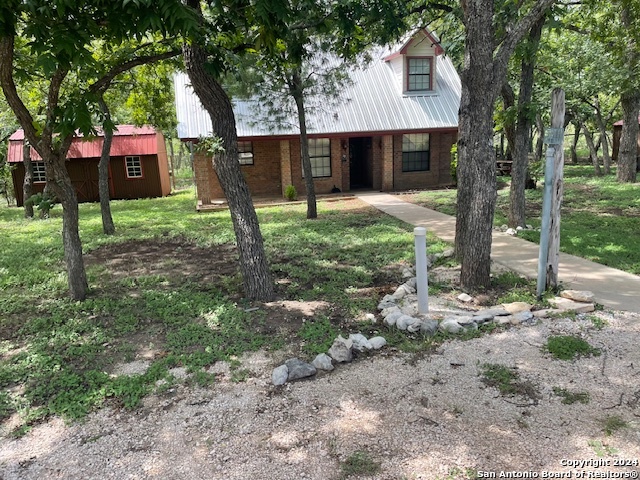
[84,238,240,285]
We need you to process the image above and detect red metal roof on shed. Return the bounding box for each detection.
[7,125,160,162]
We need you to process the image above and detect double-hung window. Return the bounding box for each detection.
[238,141,254,165]
[407,58,432,91]
[402,134,430,172]
[307,138,331,178]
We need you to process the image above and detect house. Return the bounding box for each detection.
[174,29,461,207]
[612,118,640,171]
[8,125,171,206]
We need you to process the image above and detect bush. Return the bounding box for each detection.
[284,184,297,201]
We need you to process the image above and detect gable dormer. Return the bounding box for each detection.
[384,29,444,94]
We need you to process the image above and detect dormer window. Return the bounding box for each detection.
[407,57,432,91]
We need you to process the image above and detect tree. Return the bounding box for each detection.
[578,0,640,182]
[452,0,557,289]
[501,15,546,228]
[0,0,195,300]
[182,0,274,301]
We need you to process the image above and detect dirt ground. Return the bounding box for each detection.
[2,241,640,479]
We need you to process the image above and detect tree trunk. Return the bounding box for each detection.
[509,16,544,228]
[534,114,545,163]
[455,2,498,290]
[98,98,116,235]
[617,90,640,182]
[182,8,274,301]
[570,121,579,164]
[290,70,317,219]
[22,141,34,218]
[45,152,88,301]
[579,119,602,176]
[594,100,612,173]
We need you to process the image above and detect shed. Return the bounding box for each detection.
[8,125,171,206]
[611,117,640,170]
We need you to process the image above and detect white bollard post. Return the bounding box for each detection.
[414,227,429,314]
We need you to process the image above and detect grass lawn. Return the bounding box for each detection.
[1,188,459,433]
[400,164,640,275]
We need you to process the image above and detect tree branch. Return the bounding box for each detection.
[89,50,180,94]
[0,35,38,149]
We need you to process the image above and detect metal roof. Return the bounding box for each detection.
[8,125,161,163]
[174,44,461,140]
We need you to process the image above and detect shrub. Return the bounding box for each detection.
[284,184,297,201]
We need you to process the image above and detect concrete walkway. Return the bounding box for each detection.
[357,192,640,313]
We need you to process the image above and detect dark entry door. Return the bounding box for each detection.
[349,137,373,189]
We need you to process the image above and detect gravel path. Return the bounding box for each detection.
[2,310,640,480]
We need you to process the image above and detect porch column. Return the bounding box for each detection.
[280,140,292,198]
[381,135,394,191]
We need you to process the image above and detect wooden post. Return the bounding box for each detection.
[536,89,565,298]
[546,88,565,289]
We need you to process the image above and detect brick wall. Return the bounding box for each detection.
[194,140,282,204]
[392,131,456,191]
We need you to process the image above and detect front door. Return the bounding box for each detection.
[349,137,373,189]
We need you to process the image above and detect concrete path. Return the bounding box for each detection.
[357,192,640,313]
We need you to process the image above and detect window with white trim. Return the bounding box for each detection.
[407,57,432,91]
[238,141,254,165]
[32,161,47,183]
[125,156,143,178]
[307,138,331,178]
[402,134,430,172]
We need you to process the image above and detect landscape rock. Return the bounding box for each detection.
[383,311,403,327]
[453,315,475,326]
[396,314,417,331]
[506,228,517,236]
[407,321,423,333]
[560,290,596,304]
[349,333,373,351]
[405,277,417,289]
[510,311,534,325]
[381,305,401,318]
[502,302,532,314]
[532,309,552,318]
[439,319,462,334]
[285,358,317,381]
[328,336,353,363]
[272,365,289,385]
[479,307,510,317]
[378,295,397,310]
[457,293,473,303]
[402,267,414,278]
[548,297,595,313]
[369,336,387,349]
[364,313,376,322]
[420,319,439,336]
[495,315,514,325]
[312,354,334,371]
[442,247,455,258]
[472,313,494,324]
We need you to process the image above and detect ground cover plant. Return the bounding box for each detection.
[400,164,640,274]
[0,189,455,433]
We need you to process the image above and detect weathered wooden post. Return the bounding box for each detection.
[537,88,565,298]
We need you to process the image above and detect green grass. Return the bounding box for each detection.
[552,387,590,405]
[545,335,600,360]
[340,451,381,478]
[403,164,640,274]
[1,188,454,431]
